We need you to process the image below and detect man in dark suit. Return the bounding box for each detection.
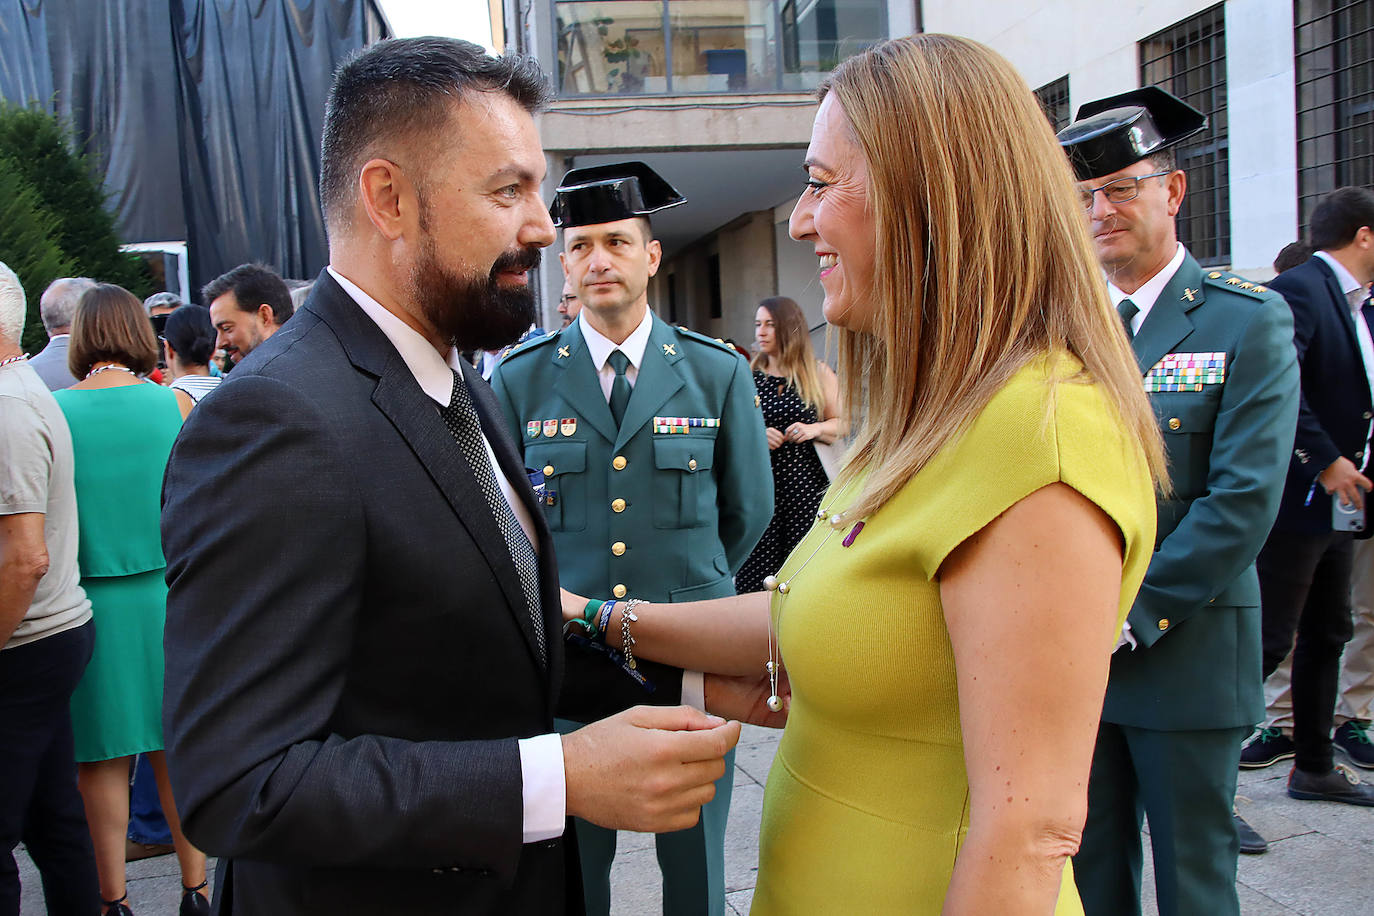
[1250,186,1374,811]
[160,38,741,915]
[1059,88,1299,916]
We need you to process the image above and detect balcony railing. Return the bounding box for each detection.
[554,0,887,97]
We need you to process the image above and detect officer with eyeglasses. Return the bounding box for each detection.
[1059,88,1300,916]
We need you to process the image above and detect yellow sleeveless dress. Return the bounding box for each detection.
[752,354,1156,914]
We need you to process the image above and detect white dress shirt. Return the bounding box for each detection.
[574,309,706,710]
[1106,243,1186,652]
[1315,251,1374,469]
[327,266,565,843]
[1107,242,1187,334]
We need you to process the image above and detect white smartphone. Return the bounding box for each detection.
[1333,497,1366,532]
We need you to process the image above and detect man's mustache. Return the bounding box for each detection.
[490,247,542,277]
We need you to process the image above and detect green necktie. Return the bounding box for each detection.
[608,350,631,427]
[1117,298,1139,341]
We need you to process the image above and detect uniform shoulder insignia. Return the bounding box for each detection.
[675,325,739,355]
[501,331,557,362]
[1204,270,1274,300]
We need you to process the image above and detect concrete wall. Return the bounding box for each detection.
[920,0,1300,275]
[652,209,779,342]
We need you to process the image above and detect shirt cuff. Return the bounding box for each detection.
[1113,620,1138,653]
[682,670,705,710]
[517,733,566,843]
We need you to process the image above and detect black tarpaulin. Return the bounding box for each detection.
[0,0,388,293]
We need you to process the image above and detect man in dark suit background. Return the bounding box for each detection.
[1252,187,1374,812]
[160,38,741,915]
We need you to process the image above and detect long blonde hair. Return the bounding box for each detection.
[822,35,1167,519]
[750,296,826,413]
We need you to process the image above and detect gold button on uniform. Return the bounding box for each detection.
[613,455,627,470]
[543,464,554,476]
[613,584,627,598]
[611,541,626,556]
[1167,417,1181,430]
[688,458,698,471]
[611,498,626,513]
[1158,618,1170,631]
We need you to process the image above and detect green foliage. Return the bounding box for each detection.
[0,153,75,353]
[0,104,154,350]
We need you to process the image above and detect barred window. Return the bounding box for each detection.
[1140,4,1230,266]
[1295,0,1374,230]
[1035,75,1071,132]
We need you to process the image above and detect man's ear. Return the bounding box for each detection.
[359,158,411,241]
[1164,169,1188,218]
[646,239,663,278]
[256,303,276,327]
[559,251,570,277]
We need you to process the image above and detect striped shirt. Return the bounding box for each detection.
[169,374,221,404]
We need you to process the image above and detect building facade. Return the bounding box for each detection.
[503,0,1372,343]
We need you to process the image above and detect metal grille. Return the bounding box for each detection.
[1295,0,1374,231]
[1035,75,1071,132]
[1140,4,1230,266]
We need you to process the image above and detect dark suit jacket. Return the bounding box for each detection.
[1268,255,1374,536]
[1102,252,1298,731]
[161,271,679,915]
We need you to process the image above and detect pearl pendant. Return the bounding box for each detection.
[828,514,845,529]
[763,575,779,591]
[767,695,783,712]
[765,660,776,673]
[777,581,790,594]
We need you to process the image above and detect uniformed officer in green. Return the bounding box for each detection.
[1058,89,1299,915]
[490,162,773,916]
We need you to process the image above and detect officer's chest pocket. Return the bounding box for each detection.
[652,436,716,529]
[526,441,587,532]
[1158,393,1219,499]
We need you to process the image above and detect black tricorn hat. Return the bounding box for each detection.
[550,161,686,228]
[1057,86,1207,181]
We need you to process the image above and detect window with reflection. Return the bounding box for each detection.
[554,0,884,96]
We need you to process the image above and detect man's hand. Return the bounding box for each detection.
[562,706,742,833]
[705,669,790,728]
[765,427,785,450]
[1319,456,1373,509]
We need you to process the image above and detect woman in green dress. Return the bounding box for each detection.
[55,285,207,916]
[561,36,1168,913]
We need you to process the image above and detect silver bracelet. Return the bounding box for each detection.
[621,598,646,669]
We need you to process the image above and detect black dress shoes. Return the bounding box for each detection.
[1287,763,1374,806]
[1232,811,1268,854]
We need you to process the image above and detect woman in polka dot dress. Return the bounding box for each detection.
[737,296,841,593]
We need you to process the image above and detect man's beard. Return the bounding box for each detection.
[408,239,540,352]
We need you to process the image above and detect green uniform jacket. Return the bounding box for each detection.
[1103,251,1299,731]
[490,312,773,610]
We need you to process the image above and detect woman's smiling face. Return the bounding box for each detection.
[789,94,875,333]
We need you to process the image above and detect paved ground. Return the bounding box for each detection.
[18,725,1374,914]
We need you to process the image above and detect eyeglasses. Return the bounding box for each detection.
[1077,171,1171,210]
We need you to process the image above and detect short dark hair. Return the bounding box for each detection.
[163,304,216,366]
[202,263,293,326]
[1309,187,1374,251]
[1274,241,1314,274]
[68,284,159,378]
[319,38,551,232]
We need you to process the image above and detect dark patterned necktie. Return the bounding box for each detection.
[440,369,545,665]
[608,350,631,427]
[1117,298,1139,341]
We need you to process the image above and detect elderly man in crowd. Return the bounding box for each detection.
[28,277,95,391]
[0,260,99,914]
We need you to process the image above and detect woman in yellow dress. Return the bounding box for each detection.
[561,35,1165,913]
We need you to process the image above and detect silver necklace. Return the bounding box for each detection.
[85,364,138,379]
[762,487,866,711]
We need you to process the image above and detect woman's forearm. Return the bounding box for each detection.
[809,417,841,444]
[574,591,773,676]
[943,820,1079,914]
